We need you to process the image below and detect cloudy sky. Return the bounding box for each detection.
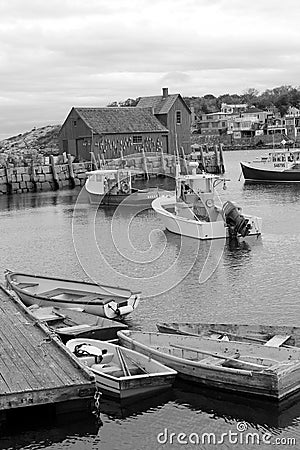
[1,0,300,139]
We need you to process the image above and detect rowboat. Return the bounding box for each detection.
[117,330,300,400]
[5,271,140,320]
[28,305,128,343]
[241,149,300,182]
[66,338,177,400]
[156,322,300,347]
[152,162,262,240]
[85,168,172,207]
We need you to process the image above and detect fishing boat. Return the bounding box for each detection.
[156,322,300,347]
[66,338,177,400]
[5,271,140,320]
[240,149,300,182]
[85,168,172,206]
[28,305,128,343]
[151,162,262,240]
[117,330,300,400]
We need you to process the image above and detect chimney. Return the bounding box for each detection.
[162,87,168,99]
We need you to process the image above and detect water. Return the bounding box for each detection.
[0,150,300,449]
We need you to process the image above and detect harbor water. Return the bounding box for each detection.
[0,150,300,449]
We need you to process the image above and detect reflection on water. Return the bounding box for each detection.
[0,151,300,448]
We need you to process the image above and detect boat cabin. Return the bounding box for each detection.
[254,150,300,169]
[86,169,133,195]
[175,163,225,222]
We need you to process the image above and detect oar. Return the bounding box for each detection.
[170,343,267,370]
[121,351,149,374]
[238,171,243,181]
[116,346,131,376]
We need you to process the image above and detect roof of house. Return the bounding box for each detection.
[137,94,190,114]
[243,108,265,114]
[73,107,169,134]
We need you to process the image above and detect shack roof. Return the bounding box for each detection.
[137,94,190,114]
[73,107,169,134]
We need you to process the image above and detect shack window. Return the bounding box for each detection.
[133,135,143,144]
[176,111,182,125]
[73,120,77,127]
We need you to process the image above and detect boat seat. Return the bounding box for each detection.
[91,363,141,377]
[76,352,114,366]
[16,282,39,289]
[78,294,110,304]
[200,356,228,366]
[264,335,291,347]
[58,324,91,333]
[40,288,64,298]
[200,351,238,366]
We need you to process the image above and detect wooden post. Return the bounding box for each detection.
[199,145,205,172]
[219,143,225,174]
[97,153,103,169]
[67,154,75,188]
[141,147,149,180]
[49,155,59,190]
[181,146,188,175]
[90,152,98,170]
[214,145,220,174]
[101,153,106,168]
[160,147,166,176]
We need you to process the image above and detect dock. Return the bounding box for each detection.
[0,285,97,424]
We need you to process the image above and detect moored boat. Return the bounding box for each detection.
[28,305,128,343]
[85,168,172,206]
[5,271,140,320]
[156,322,300,347]
[118,330,300,400]
[152,162,262,240]
[241,149,300,182]
[66,338,177,400]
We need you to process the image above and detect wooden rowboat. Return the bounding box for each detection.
[156,322,300,347]
[5,271,140,320]
[28,305,128,343]
[117,330,300,400]
[66,338,177,400]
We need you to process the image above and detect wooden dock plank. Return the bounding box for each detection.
[0,293,84,387]
[0,286,96,412]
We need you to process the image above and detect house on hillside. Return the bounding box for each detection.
[58,107,169,161]
[137,88,191,155]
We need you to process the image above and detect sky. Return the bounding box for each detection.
[1,0,300,139]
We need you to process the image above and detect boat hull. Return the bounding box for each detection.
[156,322,300,347]
[87,188,171,207]
[152,197,262,240]
[66,338,176,400]
[28,306,129,343]
[241,162,300,182]
[6,272,140,320]
[118,331,300,400]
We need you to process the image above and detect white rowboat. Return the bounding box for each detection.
[66,338,177,400]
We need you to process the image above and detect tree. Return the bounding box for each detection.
[241,88,259,105]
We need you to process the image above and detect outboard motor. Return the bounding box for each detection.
[223,201,251,238]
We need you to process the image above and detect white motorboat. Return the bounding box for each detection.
[152,162,262,240]
[85,168,171,206]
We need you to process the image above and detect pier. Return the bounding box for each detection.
[0,286,96,425]
[0,147,225,196]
